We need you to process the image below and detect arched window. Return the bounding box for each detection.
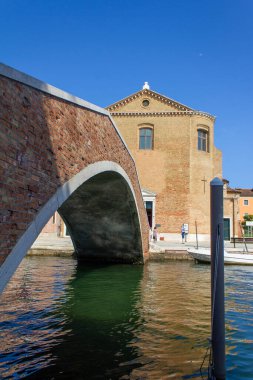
[198,128,209,152]
[139,128,153,149]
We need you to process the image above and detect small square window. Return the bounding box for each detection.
[244,200,249,206]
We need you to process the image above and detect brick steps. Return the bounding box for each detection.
[149,249,193,261]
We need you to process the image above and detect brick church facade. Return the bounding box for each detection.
[106,83,223,241]
[43,83,240,242]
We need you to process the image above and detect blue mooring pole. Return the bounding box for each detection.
[210,178,226,380]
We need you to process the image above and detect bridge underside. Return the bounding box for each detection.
[59,171,143,263]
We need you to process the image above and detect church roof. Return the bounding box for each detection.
[107,88,193,112]
[106,86,215,120]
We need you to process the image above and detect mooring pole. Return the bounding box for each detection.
[210,178,226,380]
[195,220,199,249]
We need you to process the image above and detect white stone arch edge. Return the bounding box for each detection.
[0,161,144,294]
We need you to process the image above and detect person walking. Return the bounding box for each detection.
[181,224,185,243]
[184,223,189,242]
[153,226,158,242]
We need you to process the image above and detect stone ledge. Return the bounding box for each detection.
[27,248,74,257]
[149,250,194,261]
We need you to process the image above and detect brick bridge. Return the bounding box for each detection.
[0,64,149,293]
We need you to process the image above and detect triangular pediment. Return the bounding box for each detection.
[142,188,157,197]
[106,88,193,113]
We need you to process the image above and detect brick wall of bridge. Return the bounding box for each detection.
[0,72,149,265]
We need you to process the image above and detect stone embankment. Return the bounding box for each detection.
[28,235,194,260]
[149,242,193,261]
[27,235,253,261]
[149,250,193,261]
[27,235,74,257]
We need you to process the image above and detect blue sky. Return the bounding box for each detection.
[1,0,252,188]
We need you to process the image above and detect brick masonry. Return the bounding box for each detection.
[0,72,149,265]
[107,89,223,237]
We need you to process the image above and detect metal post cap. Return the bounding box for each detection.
[210,177,223,186]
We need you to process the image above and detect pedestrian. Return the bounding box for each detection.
[181,224,185,243]
[57,218,61,238]
[153,226,158,242]
[184,223,189,242]
[149,228,153,242]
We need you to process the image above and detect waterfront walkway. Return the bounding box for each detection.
[29,234,74,256]
[151,239,253,253]
[30,233,253,258]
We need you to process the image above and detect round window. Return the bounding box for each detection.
[142,99,150,107]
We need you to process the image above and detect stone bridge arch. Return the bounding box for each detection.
[0,64,149,293]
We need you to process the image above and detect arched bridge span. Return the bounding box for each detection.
[0,64,149,293]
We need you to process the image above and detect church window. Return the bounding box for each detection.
[198,129,209,152]
[139,128,153,149]
[142,99,150,107]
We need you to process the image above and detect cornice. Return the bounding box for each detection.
[109,110,215,121]
[106,89,193,112]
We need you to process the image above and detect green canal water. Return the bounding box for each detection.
[0,256,252,379]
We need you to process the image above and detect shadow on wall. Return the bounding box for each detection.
[59,171,143,263]
[0,77,62,264]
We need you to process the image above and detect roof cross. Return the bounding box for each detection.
[143,82,150,90]
[201,176,208,194]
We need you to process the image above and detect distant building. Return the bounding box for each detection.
[107,83,222,241]
[223,179,240,240]
[234,188,253,237]
[41,212,65,236]
[236,188,253,220]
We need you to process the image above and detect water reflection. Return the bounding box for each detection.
[0,257,76,379]
[38,263,145,379]
[225,266,253,380]
[0,258,252,379]
[129,262,211,379]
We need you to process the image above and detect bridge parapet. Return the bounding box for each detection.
[0,64,149,292]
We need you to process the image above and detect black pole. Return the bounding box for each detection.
[232,197,235,249]
[210,178,226,380]
[195,220,199,249]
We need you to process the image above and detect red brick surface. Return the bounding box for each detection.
[0,76,149,263]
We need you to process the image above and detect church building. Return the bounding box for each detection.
[107,83,223,241]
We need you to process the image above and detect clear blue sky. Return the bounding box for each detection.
[1,0,252,188]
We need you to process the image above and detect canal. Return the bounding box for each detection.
[0,257,252,379]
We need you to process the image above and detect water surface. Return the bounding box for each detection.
[0,257,252,379]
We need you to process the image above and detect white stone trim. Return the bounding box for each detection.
[110,111,215,120]
[142,189,156,230]
[0,161,144,293]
